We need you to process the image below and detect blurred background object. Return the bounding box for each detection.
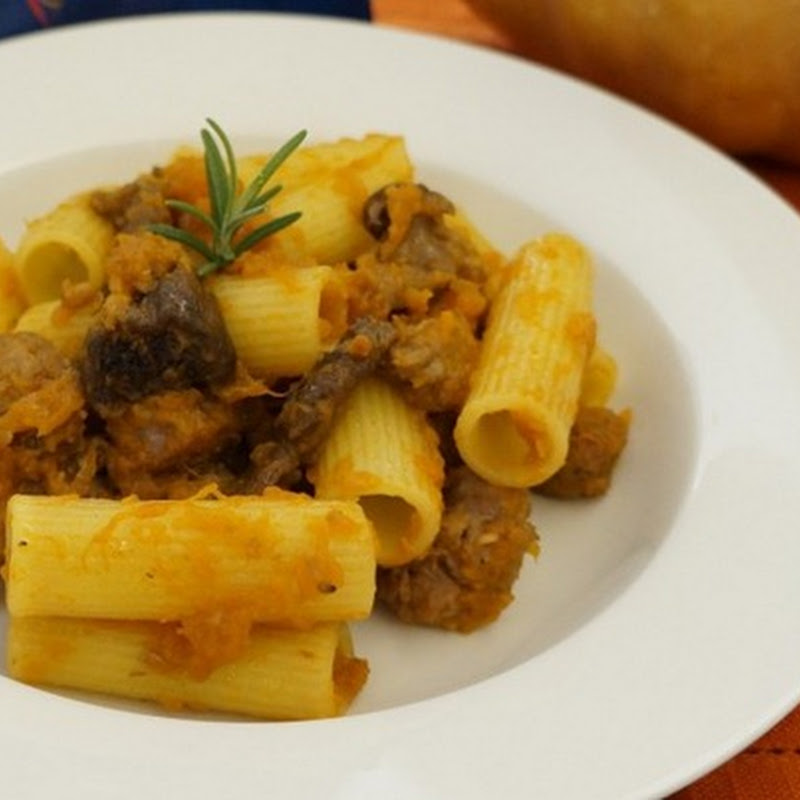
[0,0,369,39]
[462,0,800,166]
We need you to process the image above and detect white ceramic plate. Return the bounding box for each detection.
[2,13,800,800]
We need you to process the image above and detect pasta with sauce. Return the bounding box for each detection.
[0,125,630,719]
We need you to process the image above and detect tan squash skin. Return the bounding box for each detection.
[465,0,800,164]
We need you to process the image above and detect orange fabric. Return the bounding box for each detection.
[670,710,800,799]
[371,1,800,797]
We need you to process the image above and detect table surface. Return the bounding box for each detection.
[371,1,800,798]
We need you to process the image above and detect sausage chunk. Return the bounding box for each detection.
[377,466,538,633]
[536,406,630,499]
[363,183,484,282]
[348,183,488,322]
[91,171,170,232]
[103,388,242,497]
[0,331,73,414]
[0,332,86,451]
[389,311,480,412]
[0,333,98,548]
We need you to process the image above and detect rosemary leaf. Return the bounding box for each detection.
[251,183,283,209]
[165,199,215,229]
[148,118,305,277]
[201,128,231,229]
[206,117,238,197]
[147,223,216,262]
[233,212,302,255]
[238,129,307,212]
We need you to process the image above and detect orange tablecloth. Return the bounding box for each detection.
[370,1,800,798]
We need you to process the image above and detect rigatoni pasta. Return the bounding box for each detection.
[13,193,115,303]
[454,233,596,487]
[6,491,376,624]
[580,345,619,408]
[0,237,24,332]
[8,617,367,720]
[209,266,346,378]
[13,299,96,359]
[236,133,413,266]
[0,122,629,720]
[310,378,444,567]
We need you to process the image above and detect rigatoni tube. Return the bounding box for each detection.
[580,345,619,408]
[13,194,115,303]
[0,237,25,332]
[310,378,444,567]
[454,233,596,487]
[13,299,96,360]
[5,491,376,624]
[209,266,346,379]
[8,617,368,720]
[236,133,414,266]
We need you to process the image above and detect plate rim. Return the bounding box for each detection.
[2,12,800,800]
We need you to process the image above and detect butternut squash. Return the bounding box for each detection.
[465,0,800,164]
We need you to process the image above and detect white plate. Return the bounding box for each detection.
[2,12,800,800]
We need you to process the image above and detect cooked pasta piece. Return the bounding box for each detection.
[454,233,596,487]
[310,377,444,567]
[13,193,115,303]
[7,617,367,720]
[580,345,619,408]
[5,490,376,624]
[209,266,346,378]
[0,237,25,332]
[236,134,413,266]
[13,299,96,359]
[0,124,633,721]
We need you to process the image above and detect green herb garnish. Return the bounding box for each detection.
[150,118,307,277]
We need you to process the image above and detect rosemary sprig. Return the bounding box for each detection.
[150,119,307,277]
